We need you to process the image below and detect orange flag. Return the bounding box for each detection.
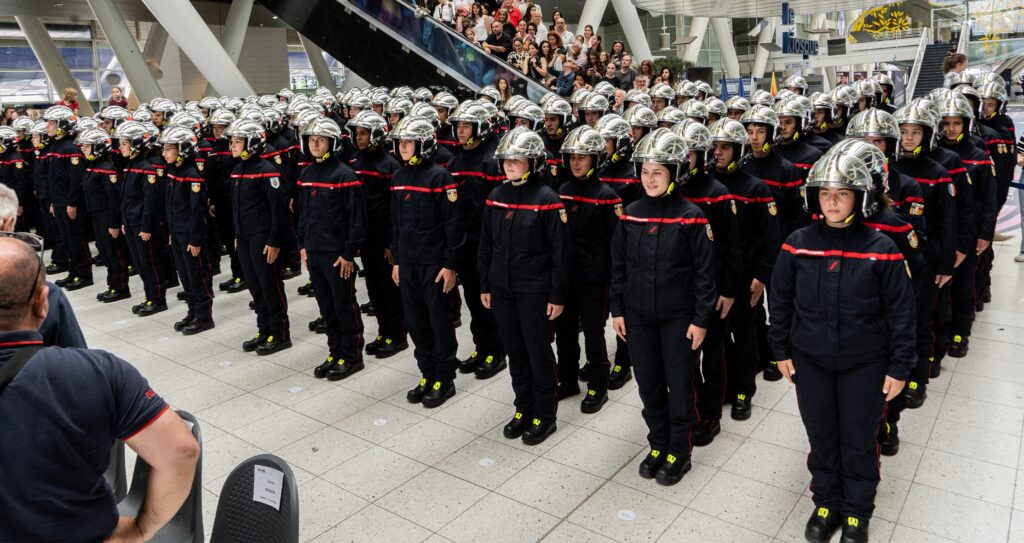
[770,71,778,96]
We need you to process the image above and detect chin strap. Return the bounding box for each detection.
[956,133,964,143]
[240,149,250,159]
[409,155,420,165]
[511,172,530,186]
[726,161,738,172]
[844,213,855,224]
[556,127,564,136]
[761,142,771,153]
[175,156,184,166]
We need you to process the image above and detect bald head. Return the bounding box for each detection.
[0,237,46,330]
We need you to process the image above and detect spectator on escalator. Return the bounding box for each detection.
[468,3,492,41]
[551,18,573,46]
[433,0,456,25]
[615,55,637,90]
[501,0,521,26]
[551,58,577,97]
[495,77,514,102]
[942,52,968,88]
[527,7,547,45]
[587,35,604,57]
[483,20,513,56]
[600,63,619,86]
[527,42,548,82]
[609,40,627,67]
[508,38,530,71]
[513,19,530,44]
[495,9,516,37]
[580,25,595,53]
[56,88,79,116]
[567,42,586,68]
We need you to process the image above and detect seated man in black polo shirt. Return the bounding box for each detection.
[482,20,513,57]
[0,236,200,542]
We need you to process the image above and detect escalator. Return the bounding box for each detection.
[257,0,550,100]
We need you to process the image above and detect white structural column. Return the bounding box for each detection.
[15,16,95,116]
[608,0,653,63]
[340,69,371,91]
[141,0,254,97]
[683,17,708,64]
[88,0,163,103]
[575,0,609,37]
[710,18,740,78]
[204,0,254,96]
[751,18,776,79]
[299,34,337,93]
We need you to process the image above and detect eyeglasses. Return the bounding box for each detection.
[0,231,45,303]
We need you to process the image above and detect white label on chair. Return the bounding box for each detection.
[253,465,285,510]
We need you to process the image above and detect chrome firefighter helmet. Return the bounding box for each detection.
[622,104,658,129]
[704,98,727,120]
[223,119,267,159]
[477,85,502,105]
[387,116,438,161]
[707,119,749,171]
[595,114,633,162]
[301,116,345,153]
[740,105,780,142]
[346,110,389,150]
[542,98,573,133]
[409,102,441,131]
[115,120,154,156]
[430,92,460,118]
[978,81,1009,115]
[578,93,610,116]
[449,101,493,143]
[493,126,547,175]
[846,108,900,140]
[508,102,545,132]
[750,89,775,107]
[783,75,809,93]
[561,125,607,174]
[804,145,879,218]
[157,125,200,159]
[74,127,113,160]
[681,100,709,124]
[656,106,686,127]
[43,105,78,137]
[631,127,691,184]
[624,89,652,108]
[830,139,890,195]
[592,81,617,102]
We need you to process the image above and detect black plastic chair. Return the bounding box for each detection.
[209,454,299,543]
[117,410,203,543]
[105,440,127,502]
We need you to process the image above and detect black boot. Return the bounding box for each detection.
[580,388,608,414]
[63,276,94,291]
[929,356,941,379]
[174,314,196,332]
[458,351,482,373]
[407,379,430,403]
[181,319,215,336]
[638,450,665,479]
[901,381,927,409]
[282,267,301,280]
[839,517,869,543]
[359,302,375,316]
[326,358,364,381]
[307,316,323,332]
[693,419,721,447]
[421,380,455,408]
[948,335,969,358]
[136,300,168,316]
[223,277,247,293]
[255,336,292,356]
[654,453,691,486]
[374,337,409,359]
[474,354,507,379]
[131,299,149,314]
[242,333,266,352]
[763,361,783,382]
[521,418,556,446]
[557,381,580,401]
[578,362,591,382]
[608,364,632,390]
[804,507,842,543]
[502,412,531,439]
[176,290,187,301]
[731,393,752,421]
[879,422,900,456]
[97,289,131,303]
[365,336,384,356]
[45,262,67,274]
[982,288,992,303]
[297,280,314,297]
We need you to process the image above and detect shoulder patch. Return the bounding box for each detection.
[14,161,23,169]
[614,203,623,217]
[270,177,280,189]
[730,200,738,215]
[109,174,118,184]
[70,156,80,165]
[447,188,458,202]
[156,168,164,176]
[559,208,568,223]
[274,155,283,165]
[767,201,778,216]
[197,161,205,171]
[192,182,202,193]
[147,175,156,184]
[705,223,714,241]
[549,164,558,177]
[909,202,924,216]
[908,230,919,249]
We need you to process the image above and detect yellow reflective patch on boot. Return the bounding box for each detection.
[953,335,962,343]
[514,412,523,420]
[666,454,676,464]
[817,507,830,519]
[612,365,621,372]
[532,418,541,426]
[485,355,494,363]
[419,378,427,386]
[266,336,274,343]
[650,450,660,458]
[847,517,859,527]
[588,389,596,396]
[327,356,333,362]
[909,381,918,390]
[737,394,746,401]
[385,338,392,344]
[432,381,441,390]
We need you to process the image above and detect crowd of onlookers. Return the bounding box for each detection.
[415,0,688,96]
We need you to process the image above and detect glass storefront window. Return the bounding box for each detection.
[0,71,50,104]
[0,46,42,70]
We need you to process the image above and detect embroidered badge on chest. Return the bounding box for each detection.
[447,188,458,202]
[559,208,567,223]
[767,201,778,216]
[192,183,202,193]
[908,231,919,249]
[270,177,280,189]
[614,203,623,217]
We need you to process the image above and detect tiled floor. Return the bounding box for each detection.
[66,236,1024,543]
